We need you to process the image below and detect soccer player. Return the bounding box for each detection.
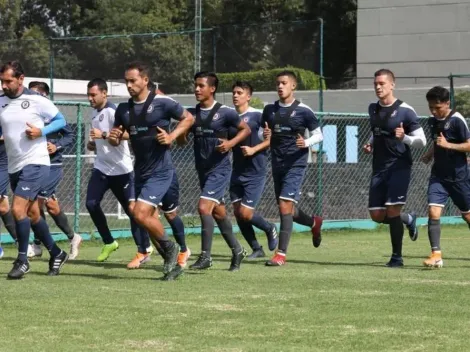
[0,61,68,279]
[363,69,426,267]
[262,70,324,267]
[108,62,194,279]
[178,71,250,271]
[86,78,152,268]
[421,86,470,268]
[230,81,278,259]
[27,81,82,260]
[147,82,191,267]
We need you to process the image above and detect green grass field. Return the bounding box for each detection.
[1,225,470,352]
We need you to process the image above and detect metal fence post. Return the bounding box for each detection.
[74,104,83,233]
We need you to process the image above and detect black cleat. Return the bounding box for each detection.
[162,264,184,281]
[266,224,279,251]
[229,248,247,271]
[407,212,418,241]
[162,243,179,274]
[247,247,266,260]
[385,255,404,268]
[189,253,212,270]
[7,259,30,279]
[47,251,68,276]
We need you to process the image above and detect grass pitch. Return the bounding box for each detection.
[1,225,470,352]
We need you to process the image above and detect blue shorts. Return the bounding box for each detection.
[38,165,63,200]
[198,167,231,204]
[159,172,179,213]
[230,173,266,209]
[0,164,9,197]
[273,166,306,203]
[135,168,174,208]
[428,176,470,213]
[9,164,50,201]
[87,168,135,207]
[368,167,411,209]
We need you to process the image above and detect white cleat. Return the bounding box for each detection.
[68,234,82,260]
[28,243,43,258]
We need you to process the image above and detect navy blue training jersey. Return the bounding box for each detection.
[429,111,470,182]
[114,94,185,178]
[262,100,318,167]
[188,103,241,172]
[0,139,6,168]
[46,123,74,165]
[230,107,267,177]
[368,101,421,172]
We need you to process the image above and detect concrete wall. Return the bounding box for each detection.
[357,0,470,87]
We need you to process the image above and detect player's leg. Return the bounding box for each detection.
[85,168,117,261]
[213,202,246,271]
[0,169,16,257]
[190,196,217,269]
[131,168,180,277]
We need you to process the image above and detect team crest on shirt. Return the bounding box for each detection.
[147,105,154,113]
[98,114,104,121]
[243,117,249,122]
[213,113,220,121]
[391,110,397,117]
[290,111,296,117]
[21,101,30,109]
[444,121,451,130]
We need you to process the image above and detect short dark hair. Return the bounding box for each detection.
[276,70,297,82]
[125,61,150,78]
[28,81,50,96]
[232,81,253,95]
[0,60,25,78]
[374,69,395,82]
[426,86,450,103]
[194,71,219,92]
[87,78,108,91]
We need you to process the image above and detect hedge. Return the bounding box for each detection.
[218,67,325,92]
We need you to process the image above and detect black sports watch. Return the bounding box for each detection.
[102,132,107,139]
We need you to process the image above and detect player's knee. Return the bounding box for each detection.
[128,202,135,213]
[462,212,470,224]
[86,199,100,213]
[369,210,386,223]
[164,211,176,221]
[385,206,401,218]
[238,207,253,222]
[198,203,212,216]
[46,202,60,216]
[0,199,9,215]
[278,201,293,215]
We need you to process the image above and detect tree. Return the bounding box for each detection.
[454,91,470,118]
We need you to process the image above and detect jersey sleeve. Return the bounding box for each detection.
[38,97,60,122]
[304,108,319,131]
[163,98,185,120]
[261,106,270,128]
[113,104,124,128]
[106,107,116,129]
[453,117,470,142]
[226,109,242,128]
[404,107,421,134]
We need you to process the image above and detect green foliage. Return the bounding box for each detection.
[218,67,325,92]
[249,96,265,109]
[454,90,470,118]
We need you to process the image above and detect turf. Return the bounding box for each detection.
[1,225,470,352]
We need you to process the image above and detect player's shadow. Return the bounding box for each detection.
[64,259,160,271]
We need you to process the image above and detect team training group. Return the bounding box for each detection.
[0,60,467,280]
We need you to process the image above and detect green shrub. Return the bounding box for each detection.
[454,90,470,118]
[218,67,325,92]
[249,96,265,109]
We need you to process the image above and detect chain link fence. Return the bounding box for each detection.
[33,103,463,239]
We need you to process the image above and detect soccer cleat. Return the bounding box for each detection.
[162,243,179,274]
[266,224,279,251]
[69,233,82,260]
[189,252,212,270]
[163,264,184,281]
[96,241,119,262]
[247,247,265,259]
[28,243,43,258]
[407,212,418,241]
[312,216,323,248]
[229,248,247,271]
[146,246,154,255]
[177,248,191,268]
[385,255,404,268]
[127,252,151,269]
[265,251,286,266]
[7,259,30,279]
[423,251,443,268]
[0,246,3,259]
[47,251,68,276]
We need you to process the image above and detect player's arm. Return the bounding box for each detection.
[396,109,426,148]
[217,112,251,153]
[108,106,128,146]
[421,144,434,164]
[53,124,75,150]
[26,98,66,140]
[296,109,323,149]
[157,108,194,146]
[436,117,470,152]
[241,113,270,156]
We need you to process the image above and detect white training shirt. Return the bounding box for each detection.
[0,89,58,173]
[91,102,133,176]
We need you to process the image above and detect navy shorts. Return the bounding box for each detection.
[38,165,63,200]
[272,166,306,203]
[428,176,470,213]
[230,173,266,209]
[0,164,9,197]
[368,167,411,209]
[135,168,174,208]
[9,164,50,201]
[159,171,179,213]
[198,167,231,204]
